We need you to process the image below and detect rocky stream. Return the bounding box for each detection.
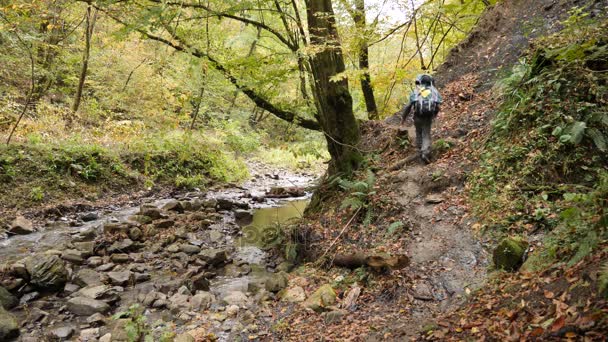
[0,165,315,341]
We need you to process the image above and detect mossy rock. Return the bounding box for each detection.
[0,286,17,310]
[302,284,336,312]
[493,237,528,271]
[0,306,19,340]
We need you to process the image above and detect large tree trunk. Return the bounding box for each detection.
[305,0,361,175]
[353,0,378,120]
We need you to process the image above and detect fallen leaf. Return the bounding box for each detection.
[550,316,566,333]
[544,290,555,299]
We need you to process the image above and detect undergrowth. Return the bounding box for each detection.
[469,10,608,269]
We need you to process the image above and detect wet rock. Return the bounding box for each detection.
[191,292,215,310]
[62,249,85,264]
[103,222,130,235]
[67,297,110,316]
[0,286,18,310]
[265,272,288,293]
[303,284,336,312]
[493,237,528,271]
[110,254,131,263]
[107,239,135,254]
[208,230,223,243]
[202,199,217,209]
[0,306,19,340]
[87,313,106,326]
[221,291,249,306]
[74,241,95,257]
[190,274,210,291]
[107,271,133,287]
[155,219,174,229]
[129,215,153,225]
[191,198,203,211]
[9,262,28,279]
[276,261,294,273]
[234,210,253,224]
[162,200,184,213]
[81,212,99,222]
[9,216,34,235]
[25,254,69,290]
[174,332,195,342]
[128,227,143,241]
[73,269,103,287]
[72,226,97,242]
[180,244,201,255]
[19,291,40,304]
[280,286,306,303]
[323,309,348,324]
[181,201,193,211]
[139,204,163,220]
[49,325,75,340]
[266,186,305,198]
[199,248,228,266]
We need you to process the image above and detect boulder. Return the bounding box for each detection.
[168,293,191,312]
[162,200,184,213]
[221,291,249,306]
[0,306,19,340]
[73,269,103,287]
[62,249,86,264]
[191,292,215,311]
[107,271,133,287]
[180,244,201,255]
[107,239,135,254]
[0,286,18,310]
[139,204,163,220]
[25,254,68,290]
[49,325,75,340]
[302,284,336,312]
[493,237,529,271]
[280,286,306,303]
[66,297,110,316]
[190,274,210,291]
[265,272,288,293]
[103,222,130,235]
[199,248,228,266]
[73,241,96,257]
[8,216,34,235]
[128,227,143,241]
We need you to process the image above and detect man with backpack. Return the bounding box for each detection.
[399,74,442,164]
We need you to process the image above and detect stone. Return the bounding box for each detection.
[139,204,163,220]
[199,248,228,266]
[302,284,336,312]
[0,306,19,340]
[86,312,106,326]
[19,291,39,304]
[225,304,239,317]
[181,201,193,211]
[73,268,103,287]
[0,286,18,310]
[49,325,75,340]
[190,274,210,291]
[81,212,99,222]
[493,237,529,271]
[167,244,180,253]
[265,272,288,293]
[425,195,444,204]
[111,318,136,342]
[110,254,131,263]
[191,198,203,211]
[73,227,97,242]
[107,271,133,287]
[9,262,28,279]
[221,291,249,306]
[191,292,215,311]
[162,200,184,213]
[133,272,150,283]
[66,297,110,316]
[180,244,201,255]
[280,286,306,303]
[155,219,175,229]
[168,293,191,311]
[208,230,223,243]
[61,249,85,264]
[202,199,217,209]
[107,239,135,254]
[99,333,112,342]
[9,216,34,235]
[79,327,99,341]
[276,261,294,273]
[129,215,153,225]
[174,332,195,342]
[234,210,253,224]
[76,285,116,301]
[25,254,69,290]
[103,222,130,235]
[87,256,103,267]
[128,227,143,241]
[73,241,96,257]
[96,263,115,272]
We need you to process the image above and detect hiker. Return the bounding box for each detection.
[399,74,442,164]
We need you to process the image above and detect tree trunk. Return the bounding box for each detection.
[305,0,361,175]
[353,0,378,120]
[72,6,97,113]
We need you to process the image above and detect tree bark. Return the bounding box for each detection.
[72,6,97,113]
[305,0,361,175]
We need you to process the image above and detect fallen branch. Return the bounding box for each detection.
[319,207,362,260]
[331,252,410,271]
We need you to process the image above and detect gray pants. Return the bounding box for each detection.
[414,115,433,161]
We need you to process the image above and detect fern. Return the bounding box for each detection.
[587,127,607,152]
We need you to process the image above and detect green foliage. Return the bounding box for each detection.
[470,15,608,269]
[387,221,404,236]
[29,186,44,201]
[112,304,147,342]
[335,170,377,225]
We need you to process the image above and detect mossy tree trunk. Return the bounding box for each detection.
[305,0,362,176]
